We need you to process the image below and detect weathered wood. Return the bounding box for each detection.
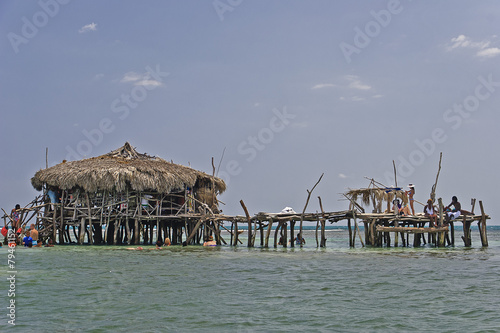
[240,200,253,247]
[479,201,488,247]
[265,217,273,248]
[347,218,353,247]
[59,190,65,245]
[437,198,445,247]
[430,152,442,203]
[299,173,324,247]
[79,216,86,244]
[185,217,206,245]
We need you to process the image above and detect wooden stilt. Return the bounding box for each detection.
[479,201,488,247]
[265,217,273,248]
[79,216,86,244]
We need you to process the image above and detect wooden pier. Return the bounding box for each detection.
[1,144,491,249]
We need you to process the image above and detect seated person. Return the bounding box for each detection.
[392,199,411,216]
[444,196,461,225]
[424,199,438,227]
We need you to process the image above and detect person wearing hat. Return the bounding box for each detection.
[405,184,415,215]
[424,199,438,227]
[203,235,217,246]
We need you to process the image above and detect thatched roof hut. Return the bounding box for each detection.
[31,142,226,194]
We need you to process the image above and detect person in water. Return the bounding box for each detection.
[406,184,416,215]
[444,196,461,225]
[424,199,438,227]
[295,233,305,245]
[203,235,217,246]
[155,239,163,249]
[163,238,171,246]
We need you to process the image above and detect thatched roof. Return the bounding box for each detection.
[346,187,408,206]
[31,142,226,194]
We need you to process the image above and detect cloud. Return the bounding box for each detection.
[120,72,143,83]
[338,173,347,179]
[372,94,384,98]
[120,71,164,87]
[476,47,500,58]
[351,96,365,102]
[79,22,97,33]
[344,75,371,90]
[93,73,104,81]
[447,35,500,58]
[135,79,163,87]
[311,83,336,90]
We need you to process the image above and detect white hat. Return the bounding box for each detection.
[408,183,414,188]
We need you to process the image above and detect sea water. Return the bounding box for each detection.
[2,226,500,332]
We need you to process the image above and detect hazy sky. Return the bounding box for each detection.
[1,1,499,224]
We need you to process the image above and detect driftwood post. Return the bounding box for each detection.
[430,152,442,204]
[265,217,273,248]
[461,215,472,247]
[479,201,488,247]
[290,220,295,248]
[59,191,65,245]
[240,200,252,247]
[318,196,327,247]
[299,173,324,247]
[437,198,445,247]
[233,220,239,246]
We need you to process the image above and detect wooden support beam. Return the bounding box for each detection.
[479,201,488,247]
[265,217,273,248]
[240,200,253,247]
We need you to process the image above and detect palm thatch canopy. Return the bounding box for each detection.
[346,188,408,206]
[31,142,226,194]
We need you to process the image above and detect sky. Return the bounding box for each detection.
[1,0,499,225]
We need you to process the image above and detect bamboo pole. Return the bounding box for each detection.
[318,196,326,247]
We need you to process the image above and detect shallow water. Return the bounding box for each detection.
[2,227,500,332]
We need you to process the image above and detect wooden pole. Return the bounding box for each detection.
[430,152,442,204]
[59,191,65,245]
[318,196,326,247]
[290,220,295,248]
[240,200,252,247]
[479,201,488,247]
[437,198,445,247]
[299,173,324,247]
[265,217,273,248]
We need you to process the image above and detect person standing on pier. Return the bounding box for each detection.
[406,184,416,215]
[424,199,438,227]
[444,196,461,225]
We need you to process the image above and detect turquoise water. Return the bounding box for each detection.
[2,227,500,332]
